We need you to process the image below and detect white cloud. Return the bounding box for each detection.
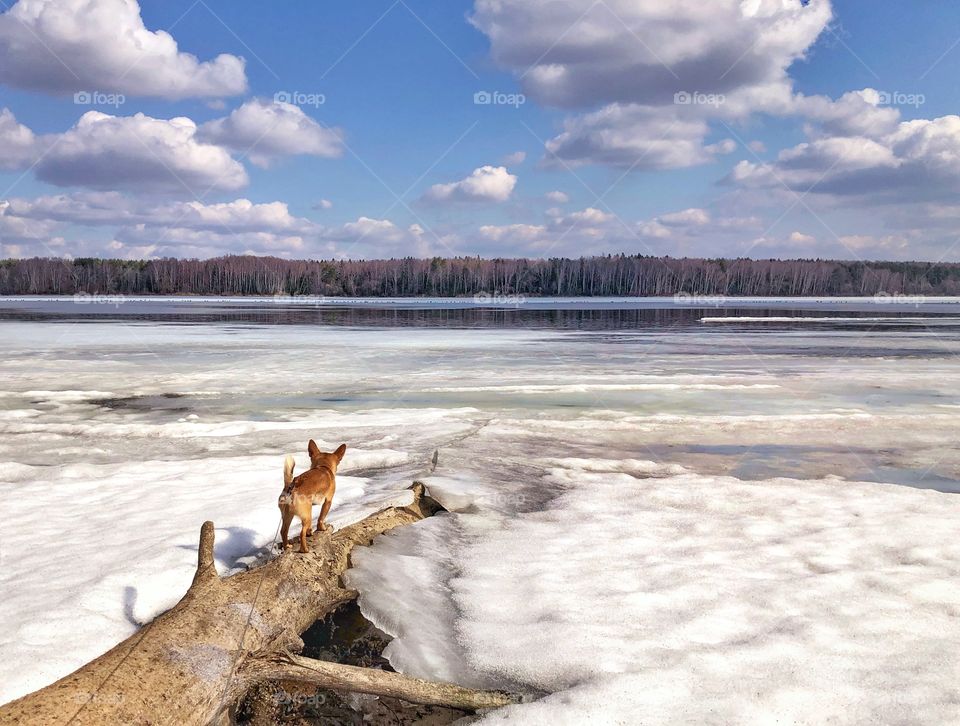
[796,88,901,139]
[730,114,960,203]
[563,207,613,227]
[341,217,407,245]
[474,206,620,253]
[789,231,816,244]
[423,165,517,203]
[471,203,767,257]
[32,111,248,193]
[544,103,738,170]
[658,208,711,227]
[324,216,439,257]
[472,0,834,169]
[0,200,59,244]
[6,193,314,233]
[0,192,318,258]
[114,226,308,256]
[545,191,569,204]
[313,199,333,210]
[166,199,315,234]
[198,100,344,167]
[0,108,39,170]
[747,230,918,260]
[0,0,246,98]
[472,0,831,108]
[478,223,547,243]
[502,150,526,165]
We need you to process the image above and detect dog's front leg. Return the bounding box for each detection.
[316,496,332,532]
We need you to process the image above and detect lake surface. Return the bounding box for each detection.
[2,296,959,722]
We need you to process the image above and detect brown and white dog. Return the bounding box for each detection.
[279,440,346,553]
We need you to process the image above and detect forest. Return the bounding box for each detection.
[2,254,959,297]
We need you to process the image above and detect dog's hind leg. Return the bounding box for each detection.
[316,496,332,533]
[298,515,310,553]
[293,497,312,553]
[280,508,293,551]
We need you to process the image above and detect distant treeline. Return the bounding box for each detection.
[2,255,960,297]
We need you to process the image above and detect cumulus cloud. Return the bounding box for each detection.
[0,108,39,170]
[546,105,736,169]
[423,165,517,203]
[0,192,318,258]
[502,151,526,165]
[658,208,711,227]
[545,191,569,204]
[478,223,547,244]
[0,200,59,244]
[472,0,834,169]
[729,114,960,203]
[162,199,315,234]
[29,111,248,193]
[6,193,314,233]
[472,0,832,108]
[322,216,443,257]
[796,88,901,139]
[789,231,816,244]
[473,203,765,257]
[477,206,626,254]
[0,0,246,98]
[198,100,344,167]
[746,230,920,260]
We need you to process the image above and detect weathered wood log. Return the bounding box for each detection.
[0,483,515,725]
[240,652,516,711]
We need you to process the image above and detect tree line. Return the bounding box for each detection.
[2,254,959,297]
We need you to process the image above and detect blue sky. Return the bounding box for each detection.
[1,0,960,261]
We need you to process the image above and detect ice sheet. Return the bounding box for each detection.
[2,313,960,721]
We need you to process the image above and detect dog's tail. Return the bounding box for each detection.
[283,455,295,487]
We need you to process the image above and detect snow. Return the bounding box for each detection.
[701,316,953,324]
[351,461,960,724]
[2,308,960,722]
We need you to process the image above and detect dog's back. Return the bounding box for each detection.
[286,464,336,503]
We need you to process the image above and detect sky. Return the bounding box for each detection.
[1,0,960,262]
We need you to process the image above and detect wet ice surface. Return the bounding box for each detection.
[2,298,960,721]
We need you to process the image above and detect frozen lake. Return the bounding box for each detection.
[2,296,960,721]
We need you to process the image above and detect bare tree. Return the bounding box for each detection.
[2,255,958,297]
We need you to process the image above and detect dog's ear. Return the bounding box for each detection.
[334,443,347,462]
[307,439,321,460]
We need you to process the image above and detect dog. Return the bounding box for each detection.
[279,440,346,553]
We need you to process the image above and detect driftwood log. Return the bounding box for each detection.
[0,483,517,725]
